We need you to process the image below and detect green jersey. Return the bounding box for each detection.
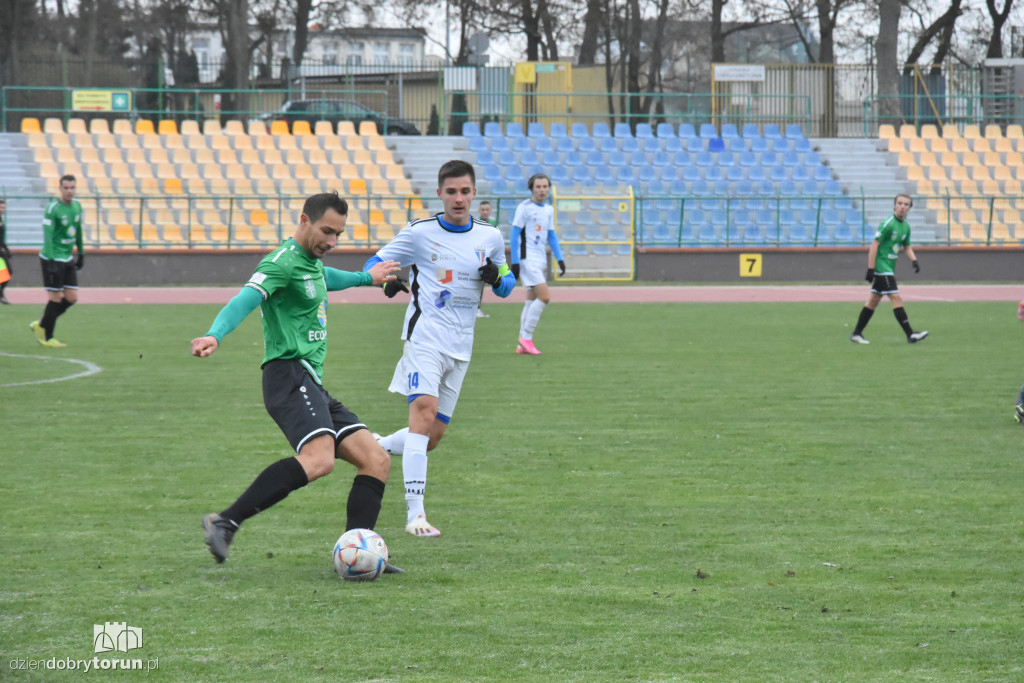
[242,238,361,382]
[41,199,84,262]
[872,214,911,275]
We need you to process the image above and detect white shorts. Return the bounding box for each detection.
[519,259,548,287]
[388,341,469,420]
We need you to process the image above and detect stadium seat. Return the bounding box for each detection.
[613,122,632,138]
[506,122,525,138]
[635,123,654,138]
[462,121,481,137]
[679,123,696,139]
[656,123,675,138]
[763,124,782,139]
[549,122,568,138]
[526,122,546,138]
[785,124,804,139]
[483,121,503,137]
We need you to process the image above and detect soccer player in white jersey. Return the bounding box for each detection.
[509,173,565,355]
[365,160,516,537]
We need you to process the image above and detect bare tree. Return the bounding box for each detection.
[985,0,1015,58]
[904,0,964,70]
[876,0,902,127]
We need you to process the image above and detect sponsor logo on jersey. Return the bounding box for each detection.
[317,299,327,327]
[437,268,453,284]
[533,224,542,232]
[435,290,451,309]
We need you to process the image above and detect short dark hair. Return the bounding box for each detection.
[478,200,491,208]
[438,159,475,187]
[894,193,913,208]
[528,173,550,190]
[302,191,348,223]
[59,174,76,185]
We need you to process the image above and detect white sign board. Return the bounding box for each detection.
[713,64,767,82]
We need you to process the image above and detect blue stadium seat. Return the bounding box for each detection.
[593,165,613,183]
[718,150,735,166]
[660,166,679,182]
[556,136,574,152]
[527,122,547,137]
[682,165,701,181]
[476,150,495,165]
[805,151,822,166]
[686,137,704,152]
[647,179,667,195]
[735,179,753,195]
[669,179,688,195]
[756,180,776,196]
[785,124,804,139]
[813,166,832,181]
[695,150,713,166]
[614,122,633,138]
[483,121,503,137]
[506,122,524,138]
[726,166,744,182]
[707,137,726,152]
[593,122,611,138]
[533,137,553,152]
[691,179,710,196]
[597,137,617,152]
[541,150,561,166]
[506,166,525,182]
[742,123,760,138]
[560,225,582,241]
[763,124,782,139]
[782,151,801,167]
[571,122,589,137]
[699,123,718,138]
[721,123,740,139]
[656,122,676,138]
[607,150,627,166]
[791,166,810,182]
[748,166,766,182]
[565,150,583,166]
[468,137,489,152]
[482,164,502,182]
[778,179,797,196]
[801,180,821,195]
[597,210,617,225]
[742,223,764,242]
[638,166,658,183]
[616,166,636,183]
[489,137,509,152]
[520,150,539,166]
[576,137,596,153]
[652,150,671,166]
[550,122,568,138]
[572,166,590,182]
[770,137,791,152]
[679,123,697,139]
[629,150,647,166]
[618,136,639,153]
[738,151,757,167]
[641,137,660,152]
[636,123,655,138]
[792,137,811,153]
[570,245,588,256]
[705,166,724,182]
[497,149,517,166]
[512,136,531,152]
[823,180,842,196]
[585,150,604,166]
[749,137,769,153]
[549,165,570,183]
[672,151,691,166]
[760,150,778,167]
[463,122,481,137]
[662,137,683,153]
[769,165,788,182]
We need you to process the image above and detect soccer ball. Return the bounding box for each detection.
[332,528,389,582]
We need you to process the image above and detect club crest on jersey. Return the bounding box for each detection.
[437,268,453,284]
[317,299,327,326]
[304,277,317,298]
[475,249,487,265]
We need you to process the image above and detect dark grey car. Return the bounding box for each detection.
[262,99,420,135]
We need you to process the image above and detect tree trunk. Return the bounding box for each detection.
[577,0,603,65]
[292,0,313,68]
[711,0,725,63]
[986,0,1015,58]
[522,0,540,61]
[876,0,902,128]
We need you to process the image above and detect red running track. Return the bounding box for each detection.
[0,284,1020,305]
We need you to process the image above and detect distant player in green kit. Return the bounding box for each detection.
[849,193,929,345]
[31,174,84,347]
[191,192,404,571]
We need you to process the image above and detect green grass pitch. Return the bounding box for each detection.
[1,299,1023,681]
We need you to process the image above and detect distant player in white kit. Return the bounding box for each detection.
[366,160,517,537]
[509,173,565,355]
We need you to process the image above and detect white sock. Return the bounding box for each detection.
[377,427,408,456]
[519,300,534,339]
[524,300,547,338]
[403,432,430,524]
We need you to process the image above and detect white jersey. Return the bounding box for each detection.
[375,214,507,361]
[511,200,556,265]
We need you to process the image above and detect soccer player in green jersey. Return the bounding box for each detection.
[191,192,404,568]
[850,193,929,344]
[0,198,11,304]
[31,174,84,347]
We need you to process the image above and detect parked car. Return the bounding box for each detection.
[262,99,420,135]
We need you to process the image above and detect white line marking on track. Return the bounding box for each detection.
[0,352,103,387]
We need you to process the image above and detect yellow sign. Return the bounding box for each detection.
[72,90,132,112]
[514,63,537,85]
[740,253,762,277]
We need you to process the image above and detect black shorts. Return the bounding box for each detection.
[870,274,898,295]
[262,359,367,453]
[40,259,78,291]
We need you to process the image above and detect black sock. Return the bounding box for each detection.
[893,307,914,336]
[57,299,74,314]
[221,457,309,526]
[39,301,63,338]
[345,474,386,531]
[0,281,7,297]
[853,307,874,335]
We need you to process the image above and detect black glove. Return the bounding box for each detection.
[383,277,409,298]
[912,259,920,274]
[510,263,520,280]
[558,260,566,276]
[478,257,502,286]
[75,253,84,271]
[864,268,874,283]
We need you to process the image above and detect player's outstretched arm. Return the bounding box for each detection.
[192,286,262,357]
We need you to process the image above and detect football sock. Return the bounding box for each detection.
[523,300,547,339]
[377,427,408,456]
[221,456,309,526]
[345,474,386,531]
[57,299,74,315]
[403,432,430,523]
[519,300,534,339]
[39,301,62,339]
[893,307,914,336]
[853,307,874,335]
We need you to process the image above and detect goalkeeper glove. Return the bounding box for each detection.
[912,259,920,274]
[383,277,409,298]
[510,263,520,280]
[75,253,84,271]
[558,260,566,276]
[478,257,502,286]
[864,268,874,283]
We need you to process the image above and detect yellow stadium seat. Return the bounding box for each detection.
[920,124,939,139]
[984,124,1003,138]
[230,133,253,150]
[248,120,268,136]
[44,118,64,133]
[878,124,896,139]
[111,119,132,135]
[306,148,329,166]
[337,121,357,137]
[270,120,289,136]
[164,178,184,194]
[969,166,992,181]
[1007,124,1023,138]
[292,120,313,136]
[940,124,959,138]
[275,134,297,150]
[147,148,170,165]
[906,138,928,154]
[349,178,367,195]
[180,120,201,136]
[284,148,305,165]
[963,124,982,139]
[261,148,284,165]
[255,135,277,151]
[223,120,246,136]
[89,119,111,135]
[157,120,178,135]
[66,118,87,134]
[314,121,334,136]
[927,138,949,154]
[898,124,917,138]
[358,121,378,137]
[136,119,156,135]
[20,117,41,133]
[216,148,239,165]
[238,148,262,166]
[203,120,222,135]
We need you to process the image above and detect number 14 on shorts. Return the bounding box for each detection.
[407,372,419,390]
